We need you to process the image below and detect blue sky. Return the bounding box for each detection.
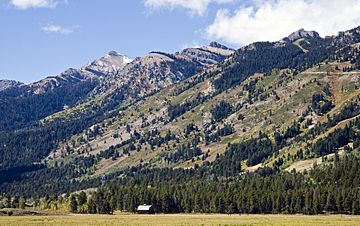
[1,0,360,83]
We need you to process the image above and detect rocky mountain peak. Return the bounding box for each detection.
[81,51,132,77]
[283,28,320,42]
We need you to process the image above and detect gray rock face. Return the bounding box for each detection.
[283,28,320,42]
[90,43,235,99]
[1,42,232,102]
[81,51,132,77]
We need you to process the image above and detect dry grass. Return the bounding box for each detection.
[1,214,360,226]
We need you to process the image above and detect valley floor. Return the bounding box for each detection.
[1,213,360,226]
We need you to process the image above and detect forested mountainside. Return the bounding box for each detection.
[0,26,359,215]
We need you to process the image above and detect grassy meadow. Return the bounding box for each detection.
[1,214,360,226]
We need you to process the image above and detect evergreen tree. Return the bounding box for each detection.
[69,195,78,213]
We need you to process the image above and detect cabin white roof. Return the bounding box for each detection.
[137,204,152,211]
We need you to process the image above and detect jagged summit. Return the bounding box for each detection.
[82,51,132,76]
[11,51,134,95]
[89,44,235,98]
[283,28,320,42]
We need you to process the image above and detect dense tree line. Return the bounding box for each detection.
[51,153,360,215]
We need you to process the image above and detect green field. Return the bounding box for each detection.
[1,214,360,226]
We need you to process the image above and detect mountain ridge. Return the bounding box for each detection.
[283,28,320,42]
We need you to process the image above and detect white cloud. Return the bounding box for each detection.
[181,41,202,50]
[205,0,360,46]
[144,0,236,16]
[41,23,79,34]
[10,0,58,9]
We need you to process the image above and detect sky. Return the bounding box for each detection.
[1,0,360,83]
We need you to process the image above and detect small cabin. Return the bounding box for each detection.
[137,204,154,214]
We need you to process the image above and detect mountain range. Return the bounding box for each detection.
[0,26,359,214]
